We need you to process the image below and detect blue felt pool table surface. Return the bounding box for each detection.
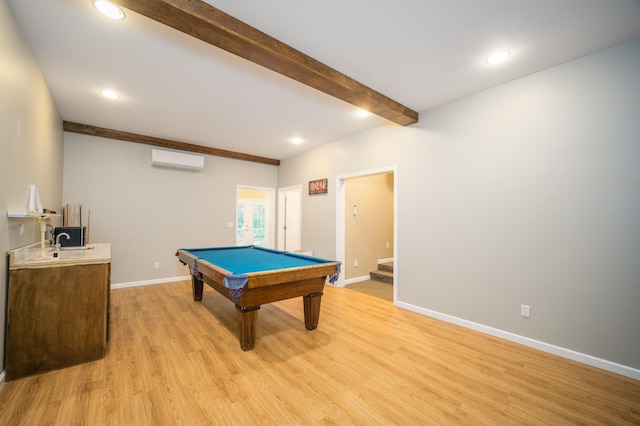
[182,246,334,274]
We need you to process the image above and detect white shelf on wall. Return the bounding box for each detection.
[7,211,60,219]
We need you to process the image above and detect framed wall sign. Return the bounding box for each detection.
[308,178,328,195]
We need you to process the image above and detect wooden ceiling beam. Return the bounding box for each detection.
[113,0,419,126]
[63,121,280,166]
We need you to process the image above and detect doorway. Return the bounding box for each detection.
[336,166,397,302]
[236,186,275,247]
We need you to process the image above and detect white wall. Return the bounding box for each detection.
[278,38,640,374]
[1,0,63,373]
[63,133,279,284]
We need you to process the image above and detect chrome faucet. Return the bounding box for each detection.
[55,232,71,251]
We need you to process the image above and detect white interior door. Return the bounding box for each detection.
[277,185,301,252]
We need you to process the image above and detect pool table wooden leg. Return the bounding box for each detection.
[303,292,323,330]
[236,305,260,351]
[191,275,203,301]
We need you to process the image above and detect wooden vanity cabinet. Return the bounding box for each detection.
[6,247,111,381]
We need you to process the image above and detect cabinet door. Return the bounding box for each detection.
[6,263,109,380]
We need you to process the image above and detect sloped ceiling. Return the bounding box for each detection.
[8,0,640,162]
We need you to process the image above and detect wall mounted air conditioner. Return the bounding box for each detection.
[151,149,204,171]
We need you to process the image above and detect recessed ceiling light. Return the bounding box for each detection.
[100,89,120,99]
[93,1,125,20]
[291,137,303,145]
[486,50,511,65]
[354,109,371,118]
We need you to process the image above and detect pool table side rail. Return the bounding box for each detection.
[241,262,339,288]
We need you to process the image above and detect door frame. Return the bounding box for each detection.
[335,166,397,301]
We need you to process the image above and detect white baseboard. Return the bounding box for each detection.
[378,257,394,264]
[396,300,640,381]
[0,370,4,386]
[343,275,371,285]
[111,275,190,289]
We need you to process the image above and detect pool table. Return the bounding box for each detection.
[176,246,340,350]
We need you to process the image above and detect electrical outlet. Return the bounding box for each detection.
[354,259,358,268]
[154,261,160,269]
[386,242,390,249]
[521,304,531,318]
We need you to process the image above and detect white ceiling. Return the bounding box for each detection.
[8,0,640,160]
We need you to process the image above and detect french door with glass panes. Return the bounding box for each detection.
[236,200,269,246]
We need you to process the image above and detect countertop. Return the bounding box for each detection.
[8,243,111,269]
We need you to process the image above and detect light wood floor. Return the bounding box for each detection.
[1,280,638,425]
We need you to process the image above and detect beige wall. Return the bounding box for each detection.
[279,38,640,373]
[1,0,63,373]
[63,133,278,284]
[344,173,394,279]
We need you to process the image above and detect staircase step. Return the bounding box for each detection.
[378,262,394,273]
[370,270,393,284]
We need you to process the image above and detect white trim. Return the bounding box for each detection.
[0,370,5,386]
[343,275,371,285]
[396,300,640,381]
[335,178,346,287]
[111,275,189,289]
[378,257,394,264]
